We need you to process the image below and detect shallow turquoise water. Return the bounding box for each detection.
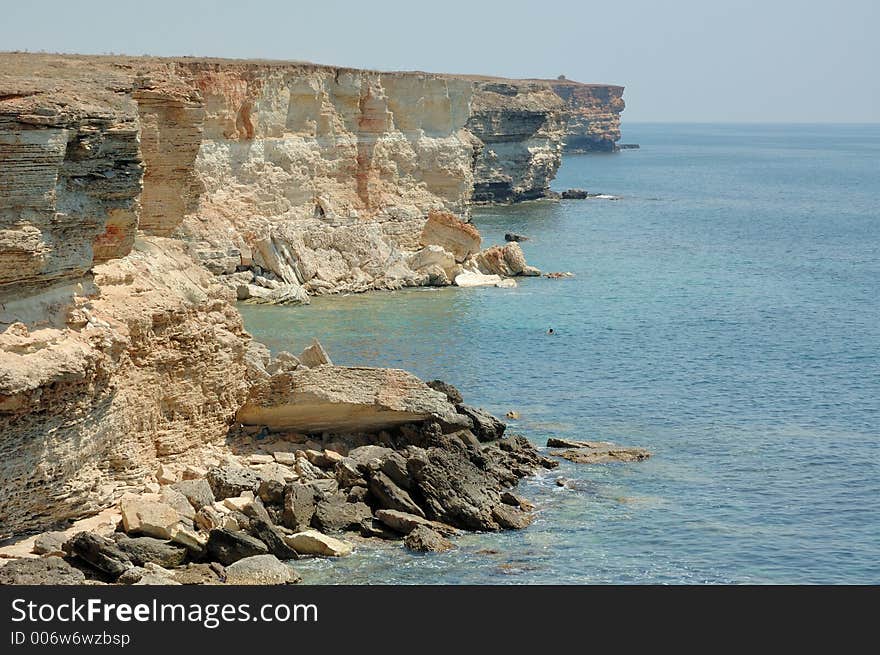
[239,124,880,584]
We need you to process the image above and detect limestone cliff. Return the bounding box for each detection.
[550,80,625,152]
[0,53,624,535]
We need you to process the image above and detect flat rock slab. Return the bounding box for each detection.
[547,438,651,464]
[236,366,461,433]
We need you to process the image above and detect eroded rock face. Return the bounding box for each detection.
[550,81,625,153]
[237,366,463,433]
[0,53,625,538]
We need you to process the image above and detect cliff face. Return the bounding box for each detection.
[0,54,624,535]
[551,81,625,152]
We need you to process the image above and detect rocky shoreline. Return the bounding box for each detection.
[0,342,559,585]
[0,336,651,585]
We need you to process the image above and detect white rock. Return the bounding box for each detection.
[454,270,503,287]
[284,530,354,557]
[120,496,181,539]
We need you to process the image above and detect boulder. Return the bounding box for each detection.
[63,532,132,578]
[419,210,481,263]
[119,496,181,539]
[561,188,589,199]
[368,470,425,517]
[298,338,332,368]
[404,526,455,553]
[312,493,372,532]
[347,445,397,470]
[113,535,188,568]
[406,445,503,531]
[425,379,464,405]
[380,452,412,491]
[454,270,502,287]
[504,233,529,242]
[160,486,196,522]
[295,456,329,482]
[225,554,295,585]
[206,466,260,500]
[408,245,457,279]
[247,520,300,561]
[32,531,67,556]
[0,556,86,585]
[491,504,534,529]
[258,478,286,504]
[281,483,320,531]
[206,528,269,565]
[236,366,462,433]
[374,509,459,537]
[257,462,298,485]
[171,479,215,511]
[273,451,299,466]
[169,525,208,555]
[335,459,367,489]
[456,405,506,442]
[284,530,354,557]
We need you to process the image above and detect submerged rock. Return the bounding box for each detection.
[546,438,650,463]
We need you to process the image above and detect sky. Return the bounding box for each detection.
[3,0,878,122]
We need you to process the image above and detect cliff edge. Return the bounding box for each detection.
[0,53,624,535]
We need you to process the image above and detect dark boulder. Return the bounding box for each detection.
[491,504,534,529]
[206,466,260,500]
[456,405,506,442]
[426,379,463,405]
[171,479,215,510]
[367,470,425,517]
[63,532,133,578]
[205,528,268,565]
[248,519,300,560]
[312,492,372,532]
[113,534,188,568]
[281,483,320,531]
[258,479,285,505]
[561,188,589,199]
[504,233,529,242]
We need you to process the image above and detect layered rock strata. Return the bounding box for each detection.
[0,53,624,537]
[550,80,625,152]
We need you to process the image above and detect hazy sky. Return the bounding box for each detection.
[4,0,878,122]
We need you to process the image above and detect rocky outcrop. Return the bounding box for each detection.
[550,80,625,152]
[236,365,465,433]
[467,81,566,203]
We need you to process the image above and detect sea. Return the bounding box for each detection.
[238,123,880,584]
